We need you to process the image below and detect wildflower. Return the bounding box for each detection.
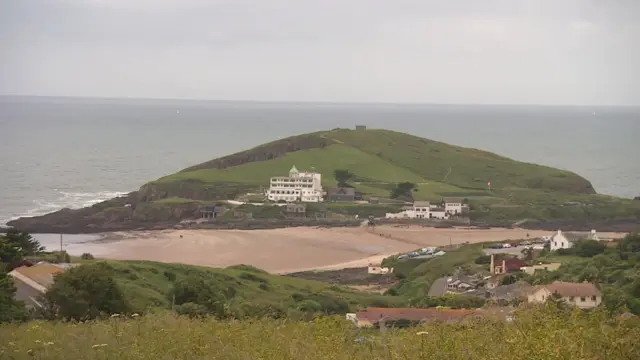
[92,344,108,348]
[131,313,140,318]
[110,314,120,318]
[45,342,54,346]
[34,340,41,344]
[416,331,429,336]
[27,349,34,356]
[8,342,15,346]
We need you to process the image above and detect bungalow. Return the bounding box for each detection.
[200,204,226,220]
[8,262,76,309]
[527,281,602,309]
[285,203,306,217]
[347,307,481,328]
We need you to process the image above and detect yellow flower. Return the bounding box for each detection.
[416,331,429,336]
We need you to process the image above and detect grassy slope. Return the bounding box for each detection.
[96,260,405,314]
[133,128,640,222]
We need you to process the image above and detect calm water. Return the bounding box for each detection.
[1,96,639,228]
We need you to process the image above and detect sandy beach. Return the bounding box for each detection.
[85,225,628,274]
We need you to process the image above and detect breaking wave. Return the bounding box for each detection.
[2,190,128,225]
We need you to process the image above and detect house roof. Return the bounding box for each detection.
[504,258,525,270]
[533,281,601,297]
[356,307,479,323]
[328,187,355,196]
[413,201,430,207]
[12,263,65,288]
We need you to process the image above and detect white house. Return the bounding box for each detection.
[429,206,448,219]
[550,229,600,251]
[413,201,430,219]
[550,230,572,251]
[266,165,324,203]
[443,197,464,215]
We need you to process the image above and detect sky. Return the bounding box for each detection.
[1,0,638,105]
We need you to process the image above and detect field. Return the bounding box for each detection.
[1,306,638,360]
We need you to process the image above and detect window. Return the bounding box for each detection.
[569,296,575,301]
[591,296,597,301]
[580,297,586,302]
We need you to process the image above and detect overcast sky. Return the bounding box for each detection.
[1,0,638,105]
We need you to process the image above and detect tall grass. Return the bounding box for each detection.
[2,305,638,360]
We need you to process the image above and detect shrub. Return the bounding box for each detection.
[80,253,95,260]
[44,263,131,320]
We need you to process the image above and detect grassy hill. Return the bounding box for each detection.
[8,127,640,231]
[136,127,638,223]
[83,260,405,316]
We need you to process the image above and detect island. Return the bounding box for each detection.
[7,126,640,233]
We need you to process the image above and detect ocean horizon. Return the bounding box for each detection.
[1,96,639,228]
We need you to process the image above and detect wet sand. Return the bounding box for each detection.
[86,225,627,274]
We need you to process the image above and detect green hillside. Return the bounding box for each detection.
[8,127,639,231]
[75,260,405,316]
[131,127,640,223]
[142,128,595,202]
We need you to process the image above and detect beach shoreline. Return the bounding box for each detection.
[56,226,627,274]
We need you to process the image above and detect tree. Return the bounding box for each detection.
[390,182,418,200]
[573,240,606,258]
[0,268,28,323]
[332,169,353,187]
[44,263,130,320]
[169,275,236,318]
[0,237,23,270]
[3,229,44,256]
[619,233,640,253]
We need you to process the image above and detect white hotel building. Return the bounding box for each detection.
[267,165,324,203]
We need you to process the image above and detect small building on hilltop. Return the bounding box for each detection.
[527,281,602,309]
[327,187,356,202]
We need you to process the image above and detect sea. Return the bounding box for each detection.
[1,96,639,250]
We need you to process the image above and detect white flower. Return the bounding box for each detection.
[92,344,108,348]
[110,314,120,318]
[416,331,429,336]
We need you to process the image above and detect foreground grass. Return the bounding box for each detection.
[2,306,638,359]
